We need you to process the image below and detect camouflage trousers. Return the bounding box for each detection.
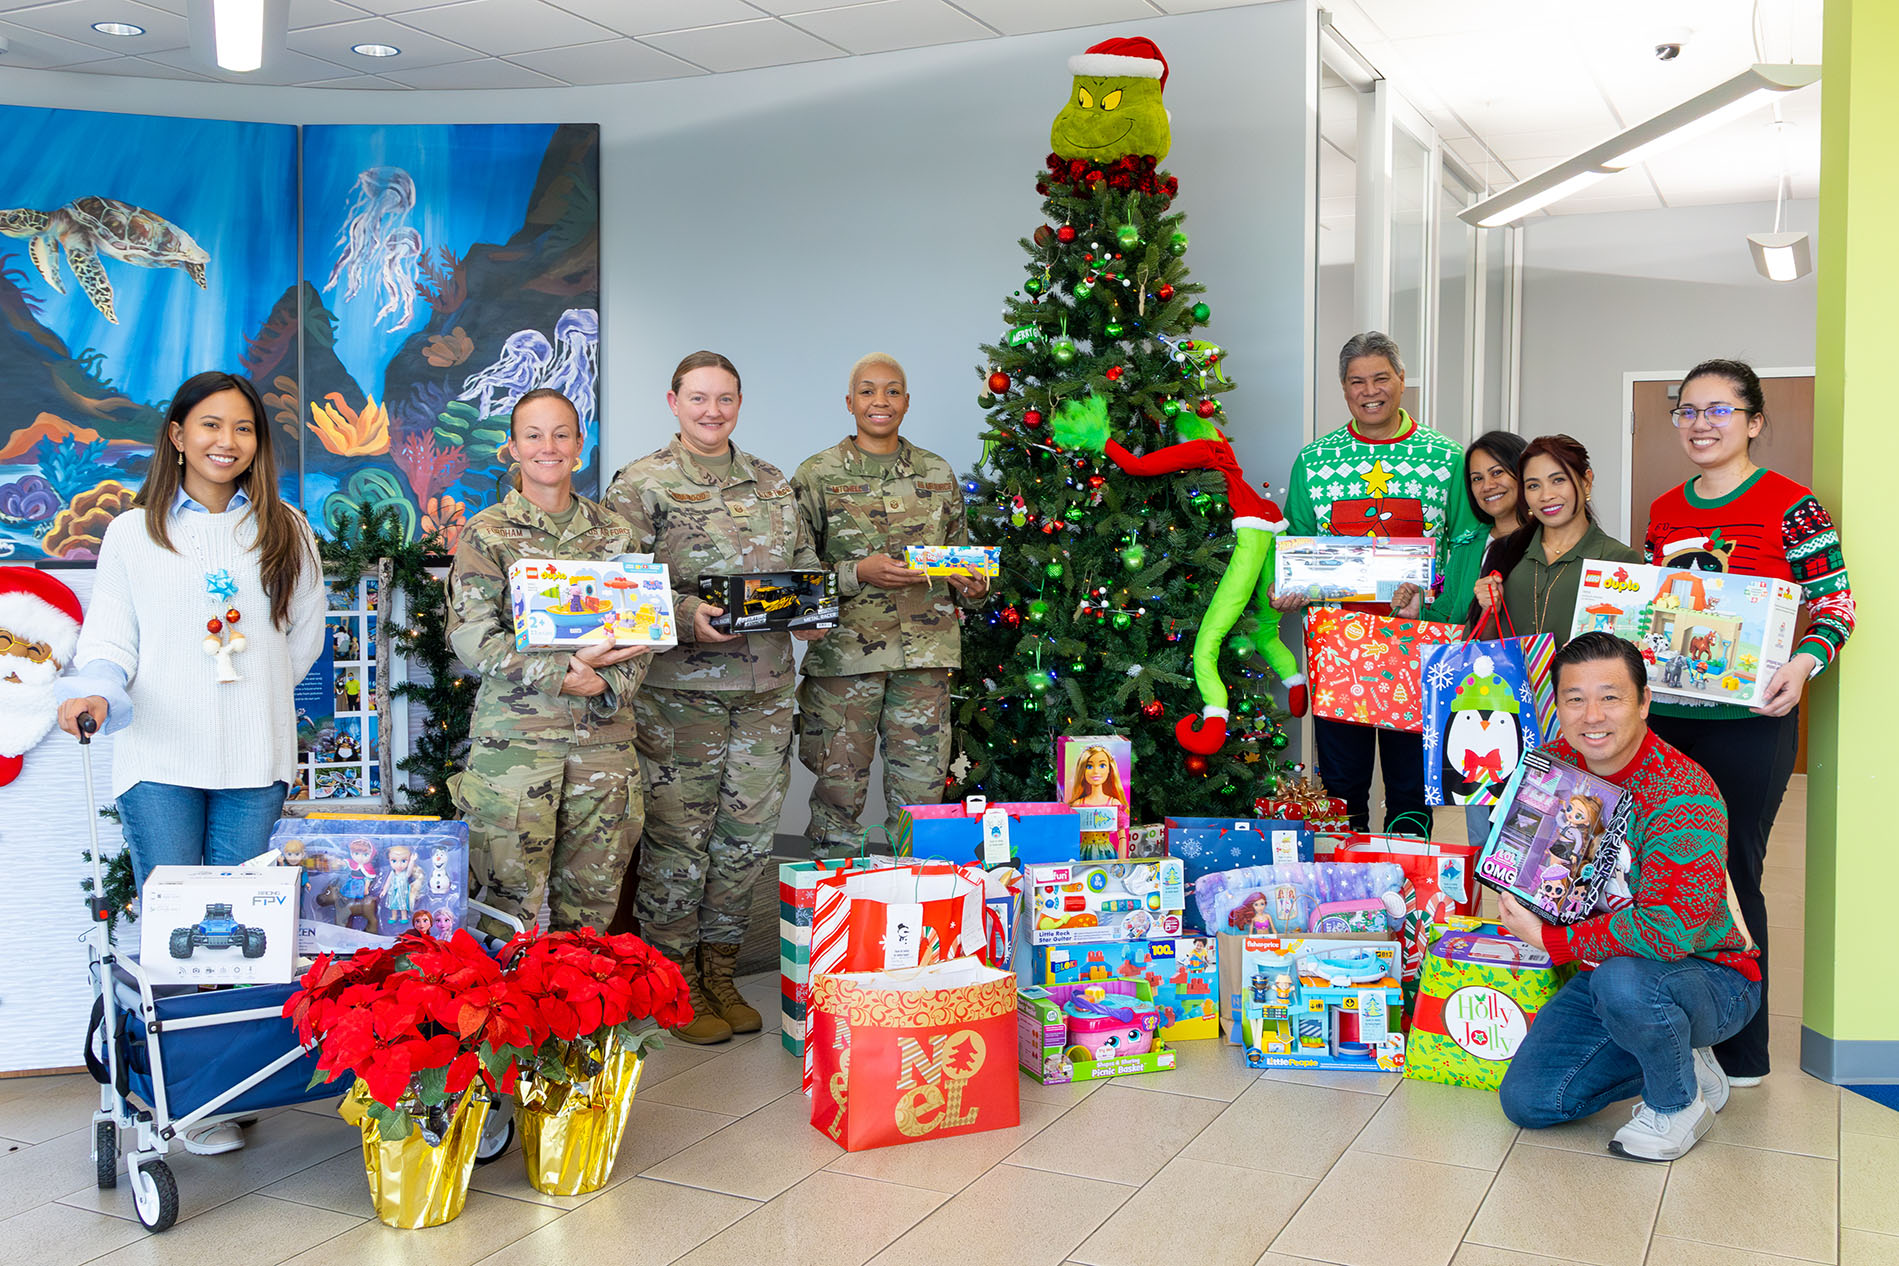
[452,735,643,932]
[632,685,794,958]
[797,669,953,858]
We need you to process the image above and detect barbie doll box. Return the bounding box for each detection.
[139,866,301,985]
[509,559,678,650]
[1476,748,1637,924]
[1056,735,1132,859]
[1275,537,1435,604]
[1568,559,1801,708]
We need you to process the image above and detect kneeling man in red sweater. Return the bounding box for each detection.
[1497,631,1760,1162]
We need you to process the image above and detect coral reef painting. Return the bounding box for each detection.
[298,124,602,543]
[0,106,297,560]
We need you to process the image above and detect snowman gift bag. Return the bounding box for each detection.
[1421,633,1553,808]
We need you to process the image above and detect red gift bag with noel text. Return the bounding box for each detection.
[1303,608,1463,732]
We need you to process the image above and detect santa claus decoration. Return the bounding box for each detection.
[0,567,85,786]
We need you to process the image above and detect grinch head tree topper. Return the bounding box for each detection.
[1050,36,1172,163]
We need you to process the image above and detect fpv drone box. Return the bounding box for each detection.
[139,866,301,985]
[508,559,678,650]
[698,570,839,633]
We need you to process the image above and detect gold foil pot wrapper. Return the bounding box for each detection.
[338,1079,490,1229]
[516,1038,645,1196]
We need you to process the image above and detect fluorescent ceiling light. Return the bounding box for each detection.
[213,0,264,73]
[93,22,146,37]
[1461,63,1820,228]
[1748,232,1812,281]
[352,43,400,58]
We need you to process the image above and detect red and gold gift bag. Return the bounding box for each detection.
[1303,608,1463,732]
[807,958,1020,1153]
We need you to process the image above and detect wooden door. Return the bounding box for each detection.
[1630,374,1815,773]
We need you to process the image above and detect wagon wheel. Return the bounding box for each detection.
[129,1159,178,1232]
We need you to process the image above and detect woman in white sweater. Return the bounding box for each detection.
[57,371,325,883]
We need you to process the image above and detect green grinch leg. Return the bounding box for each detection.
[1178,528,1267,754]
[1248,535,1307,716]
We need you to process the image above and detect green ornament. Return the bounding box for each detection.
[1073,280,1094,300]
[1189,489,1210,508]
[1115,224,1141,248]
[1051,337,1078,366]
[977,393,996,409]
[1121,544,1146,570]
[1071,658,1087,673]
[1270,731,1288,749]
[1221,784,1237,797]
[1161,398,1181,417]
[1045,561,1064,579]
[1237,698,1256,715]
[1027,599,1049,623]
[1112,611,1132,631]
[1007,324,1043,347]
[1104,321,1125,338]
[1024,277,1044,295]
[1191,301,1210,321]
[1210,494,1228,513]
[1169,231,1190,256]
[1026,670,1052,694]
[1023,697,1041,711]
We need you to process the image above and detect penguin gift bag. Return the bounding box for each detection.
[1420,623,1555,809]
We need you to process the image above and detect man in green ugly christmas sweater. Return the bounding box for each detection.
[1275,331,1479,833]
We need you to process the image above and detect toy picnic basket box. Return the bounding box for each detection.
[1476,748,1637,925]
[1404,927,1575,1091]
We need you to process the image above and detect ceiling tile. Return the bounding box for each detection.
[139,43,358,83]
[946,0,1157,38]
[1479,125,1624,164]
[548,0,766,36]
[382,54,564,87]
[0,15,120,66]
[289,0,373,29]
[5,0,189,53]
[288,14,481,69]
[395,0,617,55]
[307,72,412,87]
[786,0,992,56]
[507,35,703,83]
[98,51,216,78]
[1151,0,1267,11]
[642,17,843,73]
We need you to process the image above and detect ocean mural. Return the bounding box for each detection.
[296,123,602,550]
[0,106,297,561]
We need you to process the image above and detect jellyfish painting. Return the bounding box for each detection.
[325,166,424,333]
[539,308,599,422]
[457,307,599,422]
[458,328,553,419]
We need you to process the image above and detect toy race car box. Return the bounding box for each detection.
[1274,537,1435,605]
[1238,935,1405,1073]
[267,817,471,954]
[1018,978,1176,1084]
[1404,926,1575,1091]
[139,866,301,985]
[508,558,678,650]
[1477,748,1636,925]
[698,570,839,633]
[905,544,1000,578]
[1568,558,1802,709]
[1034,936,1219,1040]
[1027,858,1186,947]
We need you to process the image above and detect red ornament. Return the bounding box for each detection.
[1023,409,1043,428]
[1142,700,1164,720]
[1157,283,1175,301]
[1042,522,1057,535]
[1001,606,1022,628]
[1087,475,1106,489]
[1196,399,1218,418]
[206,618,222,634]
[1185,754,1208,775]
[1105,365,1124,381]
[987,371,1011,394]
[1057,225,1077,243]
[224,608,241,624]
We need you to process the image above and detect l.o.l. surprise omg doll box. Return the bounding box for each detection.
[1034,937,1219,1039]
[1028,858,1186,947]
[1477,748,1637,924]
[508,559,678,649]
[1057,735,1132,859]
[1018,979,1176,1084]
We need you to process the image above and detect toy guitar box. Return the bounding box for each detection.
[266,817,472,954]
[1018,978,1176,1084]
[1027,858,1186,947]
[699,570,838,633]
[1404,927,1575,1091]
[508,559,678,649]
[1477,748,1637,924]
[1033,937,1219,1040]
[1238,935,1405,1073]
[1568,558,1802,709]
[1275,536,1435,604]
[905,544,1000,578]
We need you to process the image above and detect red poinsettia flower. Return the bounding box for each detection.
[500,927,693,1069]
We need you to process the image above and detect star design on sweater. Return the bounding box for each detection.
[1360,461,1394,497]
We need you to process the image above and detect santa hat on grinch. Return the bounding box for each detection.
[0,566,85,785]
[1068,36,1169,91]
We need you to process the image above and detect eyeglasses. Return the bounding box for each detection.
[1668,404,1752,427]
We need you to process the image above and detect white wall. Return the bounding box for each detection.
[1518,198,1818,541]
[0,0,1316,831]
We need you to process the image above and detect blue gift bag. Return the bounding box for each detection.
[1421,631,1551,808]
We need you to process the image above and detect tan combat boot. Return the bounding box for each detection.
[659,947,733,1045]
[698,942,763,1034]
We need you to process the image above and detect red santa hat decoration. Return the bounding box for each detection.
[0,566,85,786]
[1067,36,1170,90]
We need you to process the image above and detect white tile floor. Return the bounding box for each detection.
[3,775,1894,1266]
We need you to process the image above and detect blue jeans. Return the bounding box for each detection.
[1463,802,1494,848]
[118,781,290,890]
[1499,956,1760,1124]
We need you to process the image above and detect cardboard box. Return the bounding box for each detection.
[698,571,838,633]
[1027,858,1186,947]
[139,866,301,985]
[1035,937,1220,1040]
[1275,536,1435,604]
[1236,934,1405,1072]
[1568,559,1802,708]
[905,544,1000,578]
[1018,979,1177,1083]
[508,559,678,650]
[1477,748,1636,924]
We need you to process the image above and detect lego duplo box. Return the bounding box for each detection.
[1035,937,1220,1040]
[139,866,301,985]
[1238,935,1406,1073]
[1275,536,1435,605]
[509,559,678,650]
[905,544,1000,578]
[1018,978,1176,1084]
[1568,558,1801,709]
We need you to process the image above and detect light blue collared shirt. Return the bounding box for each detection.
[173,486,251,515]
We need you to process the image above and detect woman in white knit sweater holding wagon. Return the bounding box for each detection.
[57,371,326,891]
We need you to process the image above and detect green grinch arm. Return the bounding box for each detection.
[1051,394,1111,452]
[1248,535,1302,686]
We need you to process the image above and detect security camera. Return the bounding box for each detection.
[1654,27,1691,60]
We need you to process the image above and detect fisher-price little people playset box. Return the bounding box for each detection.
[1018,978,1177,1083]
[1034,937,1219,1040]
[267,817,471,954]
[905,544,1000,578]
[1238,935,1405,1073]
[139,866,301,985]
[1568,558,1801,709]
[1404,927,1575,1091]
[1027,858,1186,947]
[1477,748,1636,925]
[508,559,678,650]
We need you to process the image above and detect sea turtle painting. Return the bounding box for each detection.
[0,196,209,324]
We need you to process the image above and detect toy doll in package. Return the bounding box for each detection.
[268,817,471,953]
[1056,735,1132,859]
[1476,748,1636,924]
[1194,861,1407,936]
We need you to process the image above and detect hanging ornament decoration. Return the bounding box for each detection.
[1073,280,1094,300]
[1169,231,1190,256]
[1142,699,1164,719]
[977,392,995,408]
[1010,495,1028,528]
[1115,224,1141,248]
[1105,365,1124,382]
[1027,599,1049,624]
[1007,324,1043,347]
[1050,336,1078,366]
[1104,321,1125,338]
[988,370,1012,395]
[1157,283,1175,301]
[1196,398,1218,418]
[200,571,246,683]
[1045,560,1065,579]
[1190,301,1211,321]
[1112,611,1133,631]
[1001,605,1022,628]
[1121,543,1146,570]
[1057,224,1077,243]
[1160,398,1181,417]
[1026,669,1052,694]
[1024,277,1044,295]
[1185,754,1208,774]
[1023,408,1044,428]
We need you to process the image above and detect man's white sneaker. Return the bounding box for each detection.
[182,1121,245,1155]
[1610,1096,1713,1162]
[1692,1047,1730,1112]
[1727,1074,1764,1088]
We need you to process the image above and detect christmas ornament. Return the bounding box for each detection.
[1196,398,1218,419]
[1157,283,1175,301]
[1027,599,1049,624]
[1033,225,1055,247]
[1112,611,1133,631]
[1115,224,1141,248]
[1025,277,1045,296]
[1104,321,1125,338]
[1073,280,1093,300]
[1160,398,1180,417]
[1057,224,1077,243]
[1023,409,1044,428]
[1141,699,1164,719]
[1050,36,1172,163]
[1185,754,1207,774]
[0,567,84,787]
[977,393,995,409]
[1121,544,1146,570]
[1190,301,1210,321]
[988,370,1012,394]
[1051,337,1078,366]
[1070,658,1086,673]
[1169,231,1190,256]
[1026,669,1053,694]
[1105,365,1123,381]
[1007,324,1043,347]
[1001,606,1022,628]
[1045,561,1064,579]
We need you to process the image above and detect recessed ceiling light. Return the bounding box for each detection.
[352,43,400,58]
[93,22,147,37]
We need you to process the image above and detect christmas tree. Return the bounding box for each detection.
[952,38,1298,821]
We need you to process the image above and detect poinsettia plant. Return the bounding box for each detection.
[500,927,693,1085]
[284,929,548,1140]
